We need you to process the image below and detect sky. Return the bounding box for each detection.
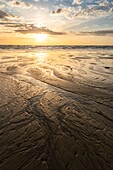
[0,0,113,45]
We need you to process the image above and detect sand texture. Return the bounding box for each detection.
[0,48,113,170]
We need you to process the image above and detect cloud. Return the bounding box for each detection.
[1,0,113,37]
[51,0,113,19]
[0,3,4,9]
[72,0,82,5]
[51,7,77,19]
[72,3,113,19]
[99,1,109,7]
[0,9,17,20]
[0,9,19,21]
[0,22,32,28]
[0,10,9,18]
[67,14,113,33]
[77,30,113,36]
[52,8,62,14]
[8,0,32,8]
[0,22,25,33]
[15,25,66,35]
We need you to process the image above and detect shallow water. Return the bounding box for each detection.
[0,47,113,170]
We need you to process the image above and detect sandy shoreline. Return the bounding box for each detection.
[0,49,113,170]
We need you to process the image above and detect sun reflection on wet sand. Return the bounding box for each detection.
[35,52,48,63]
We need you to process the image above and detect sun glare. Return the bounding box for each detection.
[35,34,48,41]
[36,52,48,63]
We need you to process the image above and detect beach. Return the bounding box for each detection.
[0,46,113,170]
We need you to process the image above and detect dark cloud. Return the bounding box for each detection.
[15,24,65,35]
[77,30,113,36]
[0,22,34,33]
[3,23,34,28]
[8,0,32,8]
[0,22,16,25]
[52,8,62,14]
[0,10,9,18]
[0,9,18,20]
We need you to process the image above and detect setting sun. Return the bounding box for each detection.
[35,34,48,41]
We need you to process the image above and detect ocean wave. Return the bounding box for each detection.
[0,45,113,50]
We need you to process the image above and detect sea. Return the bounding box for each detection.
[0,45,113,50]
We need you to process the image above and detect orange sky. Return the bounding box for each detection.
[0,33,113,45]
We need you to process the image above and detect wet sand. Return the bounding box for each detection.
[0,48,113,170]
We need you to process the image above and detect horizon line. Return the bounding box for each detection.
[0,44,113,46]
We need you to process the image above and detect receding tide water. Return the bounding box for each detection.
[0,46,113,170]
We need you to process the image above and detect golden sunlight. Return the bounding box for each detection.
[36,52,48,63]
[35,34,48,41]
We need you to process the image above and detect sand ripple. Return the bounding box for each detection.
[0,49,113,170]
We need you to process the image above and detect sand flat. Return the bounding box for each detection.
[0,48,113,170]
